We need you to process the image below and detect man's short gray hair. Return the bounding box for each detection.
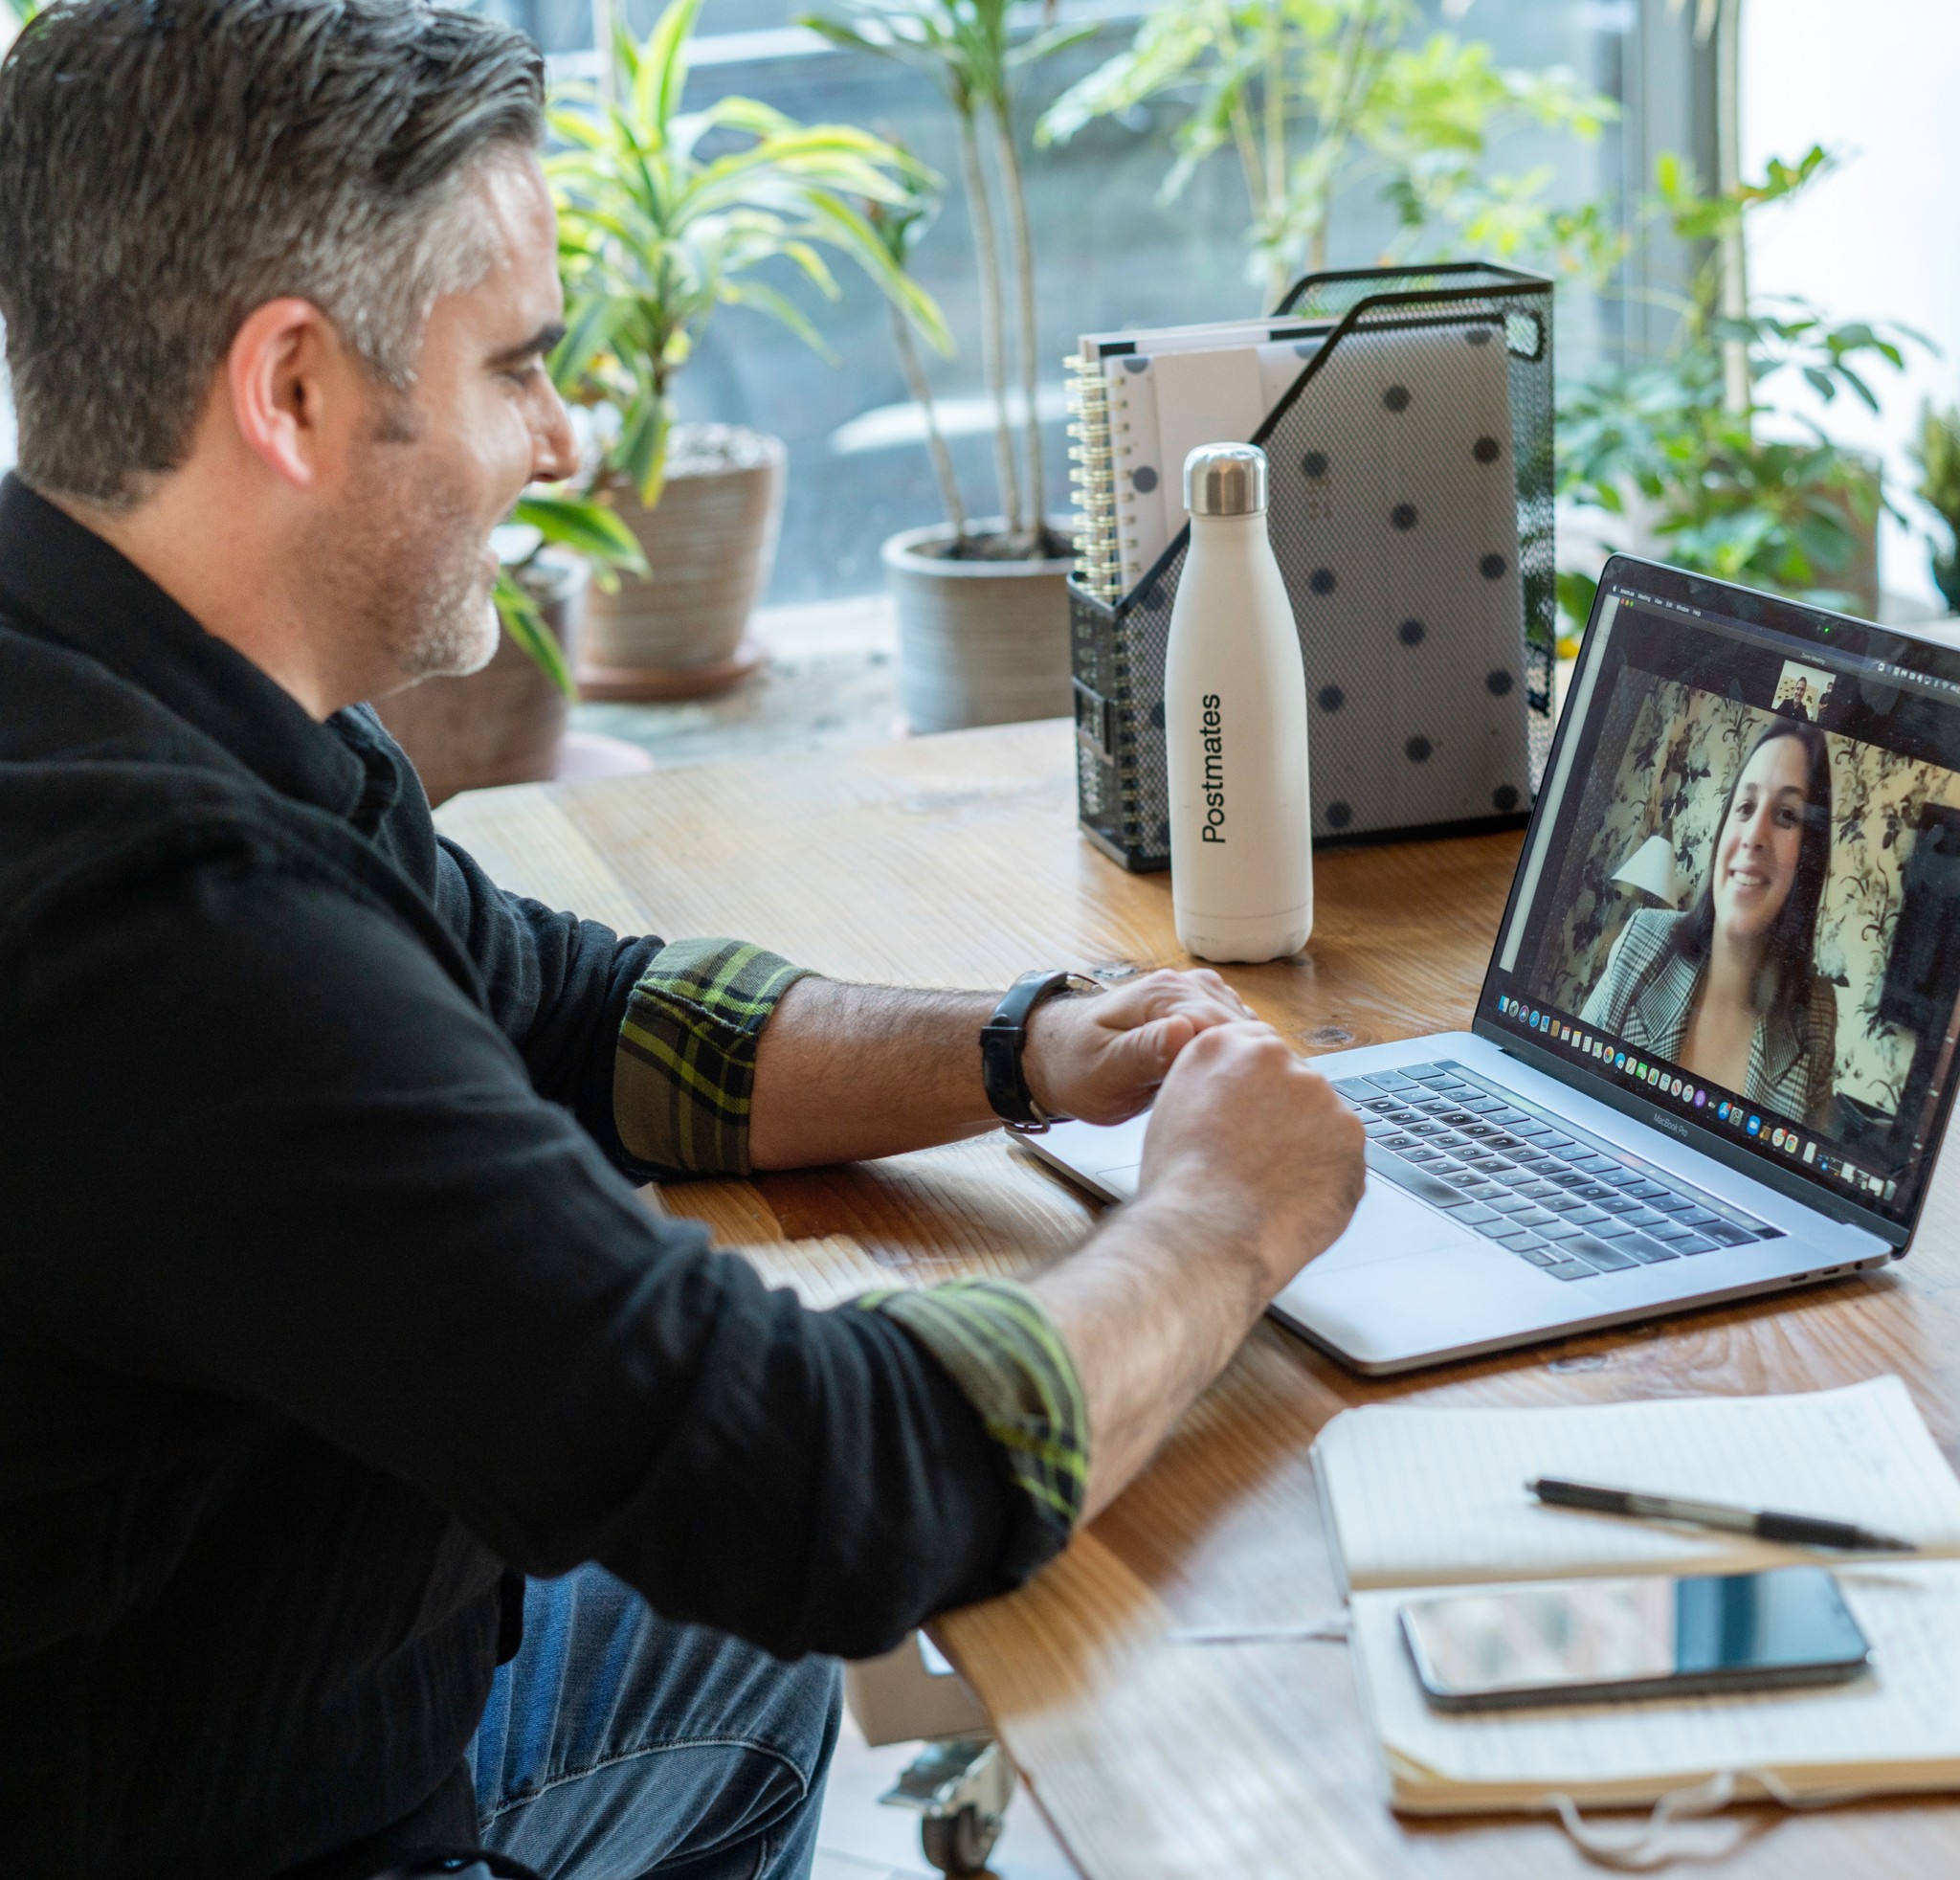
[0,0,545,506]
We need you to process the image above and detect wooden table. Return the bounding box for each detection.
[437,718,1960,1880]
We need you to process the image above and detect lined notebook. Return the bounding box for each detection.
[1313,1377,1960,1813]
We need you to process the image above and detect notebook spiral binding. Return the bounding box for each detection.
[1068,353,1151,603]
[1065,359,1122,600]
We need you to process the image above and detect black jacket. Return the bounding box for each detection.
[0,477,1025,1877]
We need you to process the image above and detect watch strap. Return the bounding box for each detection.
[980,970,1098,1133]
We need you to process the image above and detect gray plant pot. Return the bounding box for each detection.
[882,521,1075,734]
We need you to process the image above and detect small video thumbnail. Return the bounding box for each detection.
[1771,659,1836,725]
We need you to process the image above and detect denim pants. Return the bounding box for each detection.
[466,1565,843,1880]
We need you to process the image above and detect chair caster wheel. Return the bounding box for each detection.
[882,1735,1013,1876]
[921,1801,999,1875]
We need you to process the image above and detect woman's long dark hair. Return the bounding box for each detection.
[1664,719,1834,1015]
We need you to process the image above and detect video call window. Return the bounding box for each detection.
[1490,584,1960,1226]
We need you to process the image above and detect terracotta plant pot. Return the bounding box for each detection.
[373,553,587,809]
[581,422,785,701]
[881,521,1075,734]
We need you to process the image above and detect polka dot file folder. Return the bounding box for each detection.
[1068,264,1556,872]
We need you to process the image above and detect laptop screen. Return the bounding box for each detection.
[1480,556,1960,1237]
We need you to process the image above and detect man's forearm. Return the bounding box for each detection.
[747,977,999,1169]
[746,989,1360,1535]
[739,965,1245,1174]
[1027,1191,1271,1522]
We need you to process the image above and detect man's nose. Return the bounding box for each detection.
[534,388,579,483]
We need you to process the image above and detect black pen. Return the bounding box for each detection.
[1526,1476,1919,1554]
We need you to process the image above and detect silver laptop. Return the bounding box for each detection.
[1031,556,1960,1373]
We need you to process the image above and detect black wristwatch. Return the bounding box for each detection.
[980,969,1100,1133]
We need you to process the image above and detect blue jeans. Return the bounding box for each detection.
[467,1566,842,1880]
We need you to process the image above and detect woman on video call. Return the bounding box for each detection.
[1581,721,1838,1129]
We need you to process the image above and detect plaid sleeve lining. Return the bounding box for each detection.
[613,938,812,1175]
[856,1279,1089,1540]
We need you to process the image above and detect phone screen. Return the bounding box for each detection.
[1398,1567,1872,1711]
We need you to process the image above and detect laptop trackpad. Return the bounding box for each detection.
[1306,1178,1475,1273]
[1039,1135,1472,1271]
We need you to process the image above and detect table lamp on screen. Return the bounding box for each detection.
[1614,833,1682,907]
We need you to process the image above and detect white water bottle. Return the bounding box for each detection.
[1165,442,1311,962]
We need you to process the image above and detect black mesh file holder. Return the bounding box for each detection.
[1070,262,1555,871]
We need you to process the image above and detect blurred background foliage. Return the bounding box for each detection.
[1036,0,1619,306]
[1559,144,1927,628]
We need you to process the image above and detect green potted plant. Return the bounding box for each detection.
[1558,146,1921,631]
[1036,0,1619,309]
[374,491,648,805]
[803,0,1084,734]
[548,0,947,701]
[1911,403,1960,617]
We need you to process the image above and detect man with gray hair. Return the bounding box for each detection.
[0,2,1363,1875]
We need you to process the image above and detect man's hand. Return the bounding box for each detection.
[1021,969,1255,1126]
[1136,1019,1367,1300]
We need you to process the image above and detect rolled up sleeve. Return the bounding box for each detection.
[616,947,1091,1566]
[857,1279,1089,1555]
[613,937,812,1176]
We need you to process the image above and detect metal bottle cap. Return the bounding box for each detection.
[1184,443,1267,517]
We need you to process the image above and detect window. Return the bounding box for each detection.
[1,1,1682,605]
[489,0,1647,601]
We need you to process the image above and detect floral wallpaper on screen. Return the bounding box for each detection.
[1530,674,1960,1120]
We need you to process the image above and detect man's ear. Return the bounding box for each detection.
[224,298,348,489]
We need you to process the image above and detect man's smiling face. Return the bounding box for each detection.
[313,147,577,698]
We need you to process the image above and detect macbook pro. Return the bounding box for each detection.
[1030,556,1960,1372]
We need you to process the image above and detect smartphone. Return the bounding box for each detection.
[1398,1567,1872,1712]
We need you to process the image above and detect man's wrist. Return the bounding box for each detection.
[1124,1176,1287,1325]
[1019,990,1073,1118]
[981,971,1097,1130]
[1031,1178,1276,1518]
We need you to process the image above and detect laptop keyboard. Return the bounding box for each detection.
[1331,1061,1782,1283]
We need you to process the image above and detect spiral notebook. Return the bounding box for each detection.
[1313,1376,1960,1815]
[1066,313,1524,677]
[1067,319,1334,598]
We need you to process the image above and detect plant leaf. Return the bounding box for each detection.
[493,571,578,697]
[637,0,706,137]
[1557,569,1600,634]
[619,395,672,508]
[510,493,648,576]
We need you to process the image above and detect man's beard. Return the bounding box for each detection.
[314,434,501,698]
[390,535,501,683]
